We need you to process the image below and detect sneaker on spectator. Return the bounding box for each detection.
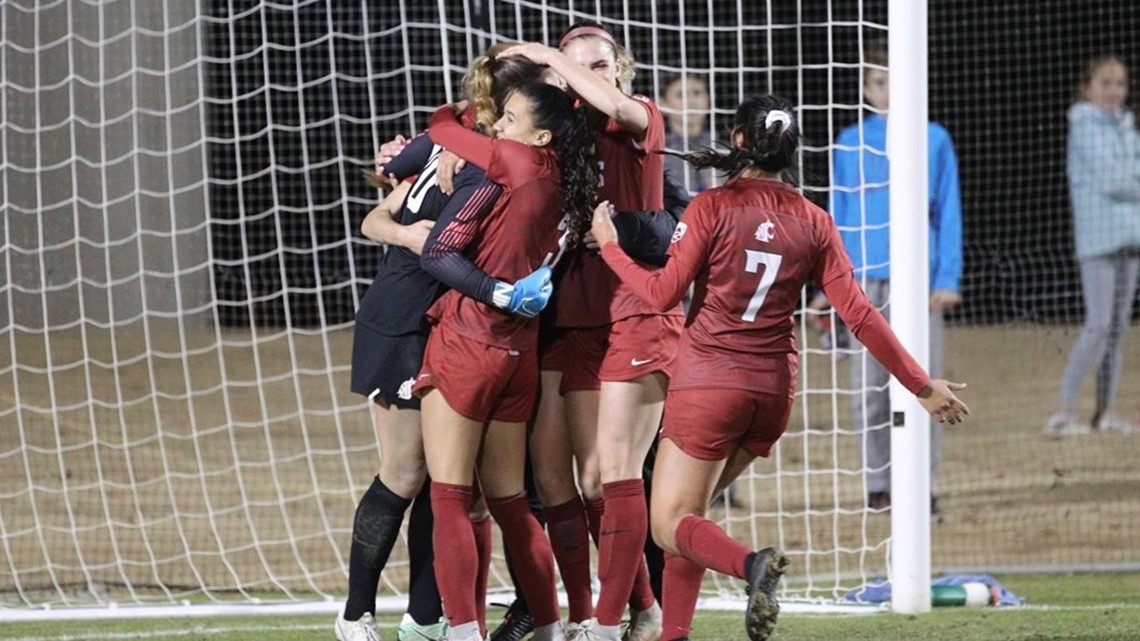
[1042,412,1091,439]
[336,612,382,641]
[397,614,448,641]
[1095,413,1136,434]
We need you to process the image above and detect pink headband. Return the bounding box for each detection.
[558,26,618,50]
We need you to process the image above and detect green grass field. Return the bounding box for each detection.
[3,573,1139,641]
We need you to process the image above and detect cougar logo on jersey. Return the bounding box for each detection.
[671,222,688,244]
[397,377,415,400]
[755,221,775,243]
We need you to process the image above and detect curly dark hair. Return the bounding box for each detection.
[667,94,801,184]
[511,82,599,246]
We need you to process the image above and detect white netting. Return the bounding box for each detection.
[2,0,1138,616]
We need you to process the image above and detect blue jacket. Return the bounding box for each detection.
[830,114,963,292]
[1066,102,1140,260]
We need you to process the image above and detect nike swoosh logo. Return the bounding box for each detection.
[630,358,655,367]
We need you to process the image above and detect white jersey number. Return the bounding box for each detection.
[405,145,445,214]
[741,249,783,322]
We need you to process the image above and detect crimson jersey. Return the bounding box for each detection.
[600,177,929,395]
[424,106,569,350]
[556,96,683,328]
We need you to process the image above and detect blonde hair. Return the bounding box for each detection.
[461,42,547,134]
[559,22,637,93]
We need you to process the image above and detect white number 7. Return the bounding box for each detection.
[742,250,783,322]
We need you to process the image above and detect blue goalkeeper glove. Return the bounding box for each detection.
[491,266,553,318]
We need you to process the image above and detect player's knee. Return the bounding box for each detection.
[650,517,679,555]
[533,465,575,505]
[380,461,426,499]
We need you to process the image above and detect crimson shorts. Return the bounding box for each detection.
[660,387,794,461]
[538,327,571,372]
[412,323,538,423]
[557,314,682,394]
[599,313,682,382]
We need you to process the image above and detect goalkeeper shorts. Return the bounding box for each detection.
[350,325,428,411]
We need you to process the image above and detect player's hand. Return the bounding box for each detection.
[401,220,436,256]
[437,150,466,195]
[451,99,469,114]
[498,42,558,65]
[590,201,619,250]
[931,290,962,313]
[492,266,553,318]
[916,379,970,424]
[373,135,409,188]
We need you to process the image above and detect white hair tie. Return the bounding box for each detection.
[765,109,791,133]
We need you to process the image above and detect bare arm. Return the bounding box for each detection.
[360,181,435,254]
[498,42,649,136]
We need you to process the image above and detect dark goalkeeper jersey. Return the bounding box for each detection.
[354,131,490,336]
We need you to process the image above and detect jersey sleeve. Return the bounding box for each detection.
[822,270,930,395]
[598,193,711,311]
[427,106,494,170]
[383,132,434,180]
[633,95,666,150]
[810,208,855,287]
[419,178,505,305]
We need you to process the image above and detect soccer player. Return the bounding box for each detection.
[412,82,598,641]
[334,47,550,641]
[590,95,970,641]
[500,23,680,641]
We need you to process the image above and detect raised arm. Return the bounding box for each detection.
[497,42,649,137]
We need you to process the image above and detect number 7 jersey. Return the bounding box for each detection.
[601,176,855,393]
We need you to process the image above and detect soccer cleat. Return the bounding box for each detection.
[566,619,597,641]
[488,600,535,641]
[744,547,788,641]
[397,613,448,641]
[1042,412,1091,439]
[336,611,382,641]
[622,602,662,641]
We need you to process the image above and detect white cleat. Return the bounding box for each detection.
[336,612,382,641]
[623,603,662,641]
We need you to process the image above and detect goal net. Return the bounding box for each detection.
[2,0,1138,615]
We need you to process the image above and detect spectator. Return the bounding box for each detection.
[661,73,718,193]
[1044,55,1140,437]
[828,48,963,513]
